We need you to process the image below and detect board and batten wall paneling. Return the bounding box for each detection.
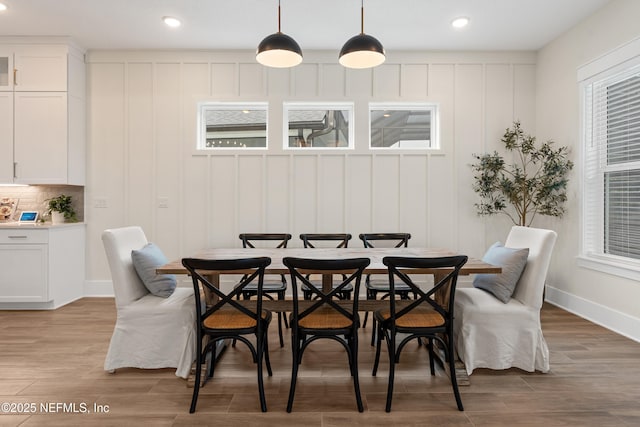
[426,64,455,249]
[346,155,373,236]
[454,64,485,255]
[154,62,182,253]
[400,155,429,247]
[85,50,536,285]
[265,155,291,233]
[87,62,125,280]
[181,63,210,257]
[318,155,346,232]
[126,63,154,235]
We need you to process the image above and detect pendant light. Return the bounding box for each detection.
[256,0,303,68]
[339,0,385,69]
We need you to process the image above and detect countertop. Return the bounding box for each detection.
[0,222,85,229]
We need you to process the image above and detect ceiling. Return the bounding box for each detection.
[0,0,612,52]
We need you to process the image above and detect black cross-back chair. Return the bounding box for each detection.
[358,233,412,334]
[237,233,292,347]
[283,256,370,413]
[372,255,468,412]
[299,233,353,300]
[182,256,273,413]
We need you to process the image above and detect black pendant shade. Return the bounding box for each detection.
[339,33,385,69]
[256,1,303,68]
[256,32,303,68]
[338,0,385,69]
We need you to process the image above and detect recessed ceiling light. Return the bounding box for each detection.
[162,16,181,28]
[451,17,470,29]
[0,3,8,11]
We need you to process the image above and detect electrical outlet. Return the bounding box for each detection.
[94,197,108,208]
[158,197,169,208]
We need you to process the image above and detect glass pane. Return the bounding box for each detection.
[199,104,267,149]
[607,75,640,164]
[285,104,352,148]
[604,169,640,259]
[0,57,8,87]
[370,106,434,148]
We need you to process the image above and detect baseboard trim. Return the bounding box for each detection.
[84,280,115,297]
[545,285,640,343]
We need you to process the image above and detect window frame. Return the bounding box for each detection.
[196,101,269,151]
[578,41,640,280]
[283,102,355,150]
[368,102,440,150]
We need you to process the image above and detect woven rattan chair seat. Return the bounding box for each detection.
[375,307,444,328]
[298,306,353,329]
[203,309,269,330]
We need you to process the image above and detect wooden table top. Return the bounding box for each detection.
[157,247,500,275]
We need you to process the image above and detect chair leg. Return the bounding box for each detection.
[445,336,464,411]
[427,338,435,375]
[279,291,289,329]
[277,312,284,348]
[264,330,273,377]
[385,334,396,412]
[189,334,203,413]
[372,323,383,376]
[287,332,301,413]
[349,332,364,412]
[256,334,268,412]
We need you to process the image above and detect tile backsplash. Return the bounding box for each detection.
[0,185,84,222]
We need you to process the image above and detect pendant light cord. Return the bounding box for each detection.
[278,0,282,33]
[360,0,364,34]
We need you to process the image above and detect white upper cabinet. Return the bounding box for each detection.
[0,92,13,182]
[0,45,67,91]
[0,51,13,90]
[14,92,68,184]
[0,41,85,185]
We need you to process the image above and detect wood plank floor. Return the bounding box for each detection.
[0,298,639,426]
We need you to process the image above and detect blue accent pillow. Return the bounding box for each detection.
[473,242,529,303]
[131,243,177,298]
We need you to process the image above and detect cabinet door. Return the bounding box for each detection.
[14,92,68,184]
[0,244,49,302]
[0,92,13,183]
[0,51,13,90]
[13,46,67,91]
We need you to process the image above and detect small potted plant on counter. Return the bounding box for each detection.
[46,194,77,224]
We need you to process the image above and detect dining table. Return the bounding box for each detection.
[158,246,501,385]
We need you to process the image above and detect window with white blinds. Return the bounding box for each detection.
[583,63,640,265]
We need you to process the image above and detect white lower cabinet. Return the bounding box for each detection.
[0,225,85,308]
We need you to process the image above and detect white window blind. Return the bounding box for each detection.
[583,64,640,263]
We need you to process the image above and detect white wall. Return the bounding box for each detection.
[537,0,640,341]
[84,49,536,293]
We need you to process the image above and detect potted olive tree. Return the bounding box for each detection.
[471,121,574,226]
[46,194,77,224]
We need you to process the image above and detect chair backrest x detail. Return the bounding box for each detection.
[182,257,272,327]
[359,233,411,249]
[382,255,468,328]
[284,257,369,325]
[240,233,292,249]
[300,233,352,249]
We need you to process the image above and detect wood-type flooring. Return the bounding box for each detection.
[0,298,639,426]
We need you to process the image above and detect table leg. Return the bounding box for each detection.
[322,273,333,294]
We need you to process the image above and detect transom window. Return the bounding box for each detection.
[369,103,438,149]
[197,102,268,150]
[284,102,353,149]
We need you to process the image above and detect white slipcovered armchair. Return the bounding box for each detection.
[454,226,557,375]
[102,226,196,378]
